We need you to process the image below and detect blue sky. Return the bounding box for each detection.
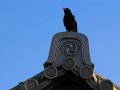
[0,0,120,90]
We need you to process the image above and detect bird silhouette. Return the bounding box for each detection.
[63,8,78,32]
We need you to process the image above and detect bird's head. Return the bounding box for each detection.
[63,8,72,15]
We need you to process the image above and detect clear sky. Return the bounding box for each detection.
[0,0,120,90]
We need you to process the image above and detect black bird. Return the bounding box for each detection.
[63,8,77,32]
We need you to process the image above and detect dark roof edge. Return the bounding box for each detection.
[94,72,120,90]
